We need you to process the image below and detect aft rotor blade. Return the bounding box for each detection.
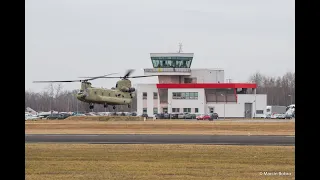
[124,69,135,78]
[127,75,157,78]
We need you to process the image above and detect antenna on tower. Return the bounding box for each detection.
[178,43,183,53]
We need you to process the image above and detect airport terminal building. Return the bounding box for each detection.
[137,52,267,118]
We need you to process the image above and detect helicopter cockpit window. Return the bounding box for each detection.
[116,83,118,88]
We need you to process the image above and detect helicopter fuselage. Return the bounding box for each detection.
[76,87,134,105]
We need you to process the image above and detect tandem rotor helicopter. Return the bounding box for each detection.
[33,69,155,110]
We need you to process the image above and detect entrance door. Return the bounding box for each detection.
[163,108,168,113]
[244,103,252,118]
[209,107,214,113]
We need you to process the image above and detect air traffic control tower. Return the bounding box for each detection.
[144,45,195,84]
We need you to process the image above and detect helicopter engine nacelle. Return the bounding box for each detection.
[120,87,135,92]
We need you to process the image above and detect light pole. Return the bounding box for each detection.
[254,88,256,119]
[288,95,292,105]
[221,94,225,120]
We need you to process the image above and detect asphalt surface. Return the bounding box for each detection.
[25,134,294,146]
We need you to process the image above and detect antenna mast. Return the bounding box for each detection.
[178,43,183,53]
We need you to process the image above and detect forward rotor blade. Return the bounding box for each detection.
[78,73,118,79]
[85,73,118,80]
[33,80,81,83]
[84,75,157,79]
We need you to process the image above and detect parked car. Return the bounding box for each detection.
[209,113,219,120]
[185,113,196,119]
[163,113,170,119]
[277,113,286,119]
[196,114,205,120]
[141,114,148,118]
[169,113,179,119]
[271,113,285,119]
[178,113,187,119]
[271,114,279,119]
[155,113,165,119]
[47,113,69,120]
[285,113,293,119]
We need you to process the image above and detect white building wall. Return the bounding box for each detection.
[168,88,206,114]
[189,69,225,83]
[137,84,267,118]
[206,94,267,118]
[136,84,158,116]
[238,94,267,118]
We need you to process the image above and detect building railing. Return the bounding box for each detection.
[144,68,191,73]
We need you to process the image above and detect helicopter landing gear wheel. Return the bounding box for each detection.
[103,104,108,108]
[89,103,94,109]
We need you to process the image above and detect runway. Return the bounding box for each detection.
[25,134,294,146]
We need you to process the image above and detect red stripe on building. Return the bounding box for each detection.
[156,83,257,89]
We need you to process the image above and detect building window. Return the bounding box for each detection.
[184,78,193,83]
[163,108,168,113]
[153,108,158,114]
[172,108,180,113]
[172,92,198,100]
[143,108,147,114]
[143,92,147,99]
[153,92,158,99]
[256,110,264,114]
[183,108,191,113]
[195,108,199,113]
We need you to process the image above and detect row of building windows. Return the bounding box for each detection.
[143,108,199,114]
[173,92,198,99]
[142,92,199,100]
[143,92,157,99]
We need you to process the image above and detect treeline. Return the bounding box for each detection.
[25,72,295,112]
[249,71,295,106]
[25,84,137,112]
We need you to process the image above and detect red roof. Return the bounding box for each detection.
[156,83,257,89]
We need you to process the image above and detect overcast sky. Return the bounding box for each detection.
[25,0,295,92]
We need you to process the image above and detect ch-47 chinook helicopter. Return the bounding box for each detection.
[33,69,155,110]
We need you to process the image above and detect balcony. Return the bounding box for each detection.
[144,68,191,76]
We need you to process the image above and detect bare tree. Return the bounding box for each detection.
[249,71,295,106]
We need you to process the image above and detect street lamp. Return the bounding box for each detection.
[288,95,292,105]
[221,94,225,120]
[254,88,256,119]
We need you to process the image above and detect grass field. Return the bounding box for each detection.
[25,144,295,180]
[25,119,295,135]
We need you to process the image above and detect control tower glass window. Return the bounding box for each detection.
[151,57,193,68]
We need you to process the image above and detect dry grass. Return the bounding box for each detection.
[26,120,295,135]
[25,144,295,180]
